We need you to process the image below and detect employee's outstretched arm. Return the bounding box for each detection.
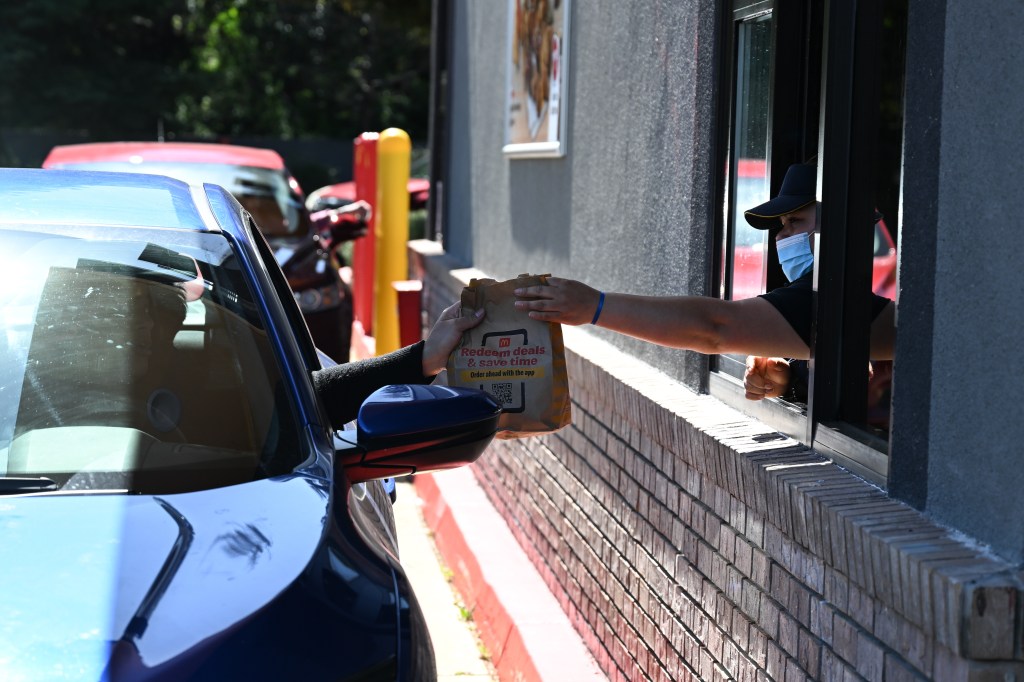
[514,277,810,359]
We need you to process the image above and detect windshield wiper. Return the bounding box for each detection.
[0,477,58,494]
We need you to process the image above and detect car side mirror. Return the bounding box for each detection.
[310,206,369,248]
[333,384,501,484]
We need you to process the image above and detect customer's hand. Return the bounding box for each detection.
[513,277,601,326]
[744,356,790,400]
[422,302,485,376]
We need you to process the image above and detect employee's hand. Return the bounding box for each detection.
[513,277,601,326]
[422,302,485,376]
[744,356,791,401]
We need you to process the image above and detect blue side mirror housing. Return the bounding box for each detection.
[334,384,501,483]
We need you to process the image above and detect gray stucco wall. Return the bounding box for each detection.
[444,0,719,390]
[444,0,1024,564]
[923,1,1024,563]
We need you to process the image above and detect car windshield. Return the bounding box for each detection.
[54,161,306,238]
[0,225,305,494]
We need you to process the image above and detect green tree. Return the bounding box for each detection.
[0,0,191,138]
[0,0,431,143]
[174,0,431,141]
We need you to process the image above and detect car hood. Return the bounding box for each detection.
[0,475,330,680]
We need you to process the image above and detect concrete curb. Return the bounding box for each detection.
[415,467,606,682]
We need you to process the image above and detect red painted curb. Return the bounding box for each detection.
[414,467,605,682]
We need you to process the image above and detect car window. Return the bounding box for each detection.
[55,161,305,238]
[245,216,322,370]
[0,226,305,493]
[725,14,773,303]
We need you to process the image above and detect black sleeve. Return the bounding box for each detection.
[758,273,814,345]
[778,292,892,405]
[311,340,431,429]
[759,274,892,347]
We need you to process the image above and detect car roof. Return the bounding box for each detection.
[0,168,219,231]
[43,141,287,171]
[311,177,430,201]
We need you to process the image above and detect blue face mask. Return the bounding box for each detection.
[776,232,814,282]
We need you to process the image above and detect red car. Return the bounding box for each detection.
[43,142,360,361]
[306,177,431,213]
[870,216,897,301]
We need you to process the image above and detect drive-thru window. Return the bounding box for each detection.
[712,0,907,486]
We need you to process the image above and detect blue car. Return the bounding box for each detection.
[0,168,500,681]
[43,142,362,363]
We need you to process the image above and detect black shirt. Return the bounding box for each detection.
[758,272,891,402]
[758,272,890,346]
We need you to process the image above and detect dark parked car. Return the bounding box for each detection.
[42,142,358,361]
[0,168,500,681]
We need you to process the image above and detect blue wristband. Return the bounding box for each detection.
[590,291,606,325]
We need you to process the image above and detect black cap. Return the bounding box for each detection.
[743,164,817,230]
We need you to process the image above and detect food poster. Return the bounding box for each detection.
[505,0,569,156]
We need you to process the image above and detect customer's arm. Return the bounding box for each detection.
[312,303,485,428]
[312,342,430,428]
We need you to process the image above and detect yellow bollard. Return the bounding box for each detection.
[372,128,411,355]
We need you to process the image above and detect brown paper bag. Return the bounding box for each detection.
[447,274,571,439]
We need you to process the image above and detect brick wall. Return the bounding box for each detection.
[411,243,1024,681]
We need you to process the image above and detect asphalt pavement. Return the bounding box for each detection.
[393,478,498,681]
[355,324,494,677]
[355,324,601,681]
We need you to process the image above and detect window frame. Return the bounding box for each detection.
[710,0,822,437]
[246,215,323,372]
[808,0,889,483]
[715,6,774,385]
[710,0,900,488]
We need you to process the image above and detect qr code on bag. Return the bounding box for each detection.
[489,382,514,406]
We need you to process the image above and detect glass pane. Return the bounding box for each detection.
[0,227,305,493]
[863,0,907,436]
[729,15,772,301]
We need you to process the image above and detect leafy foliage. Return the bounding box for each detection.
[0,0,431,142]
[0,0,191,138]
